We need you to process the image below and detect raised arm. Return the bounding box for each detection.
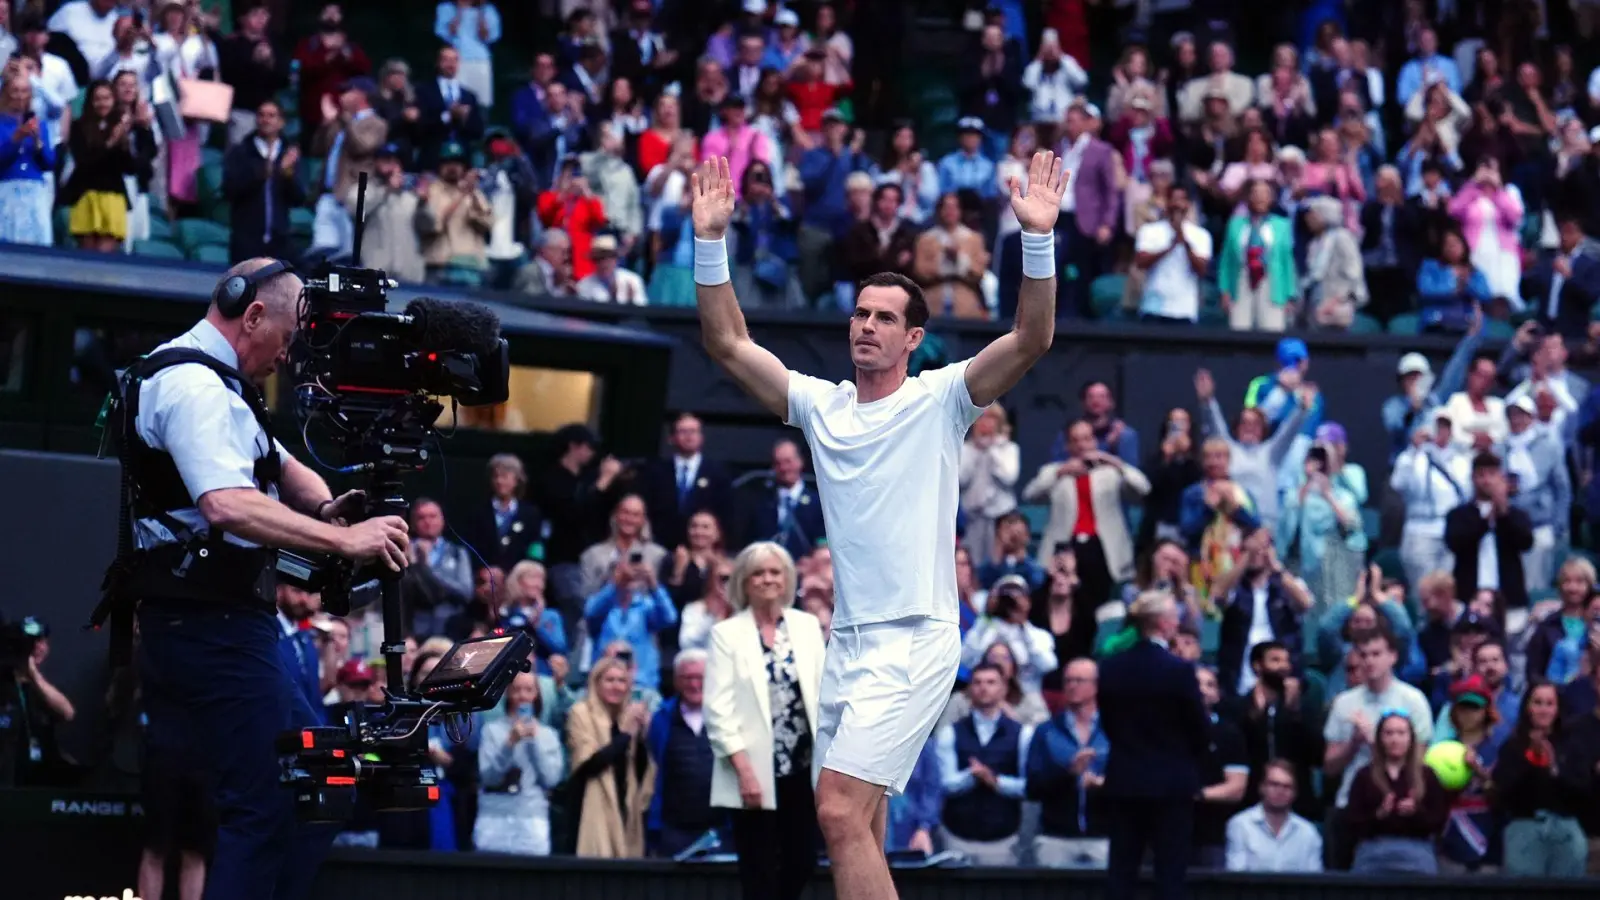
[966,151,1064,408]
[691,157,791,418]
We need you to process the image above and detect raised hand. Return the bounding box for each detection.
[691,157,736,240]
[1009,149,1067,234]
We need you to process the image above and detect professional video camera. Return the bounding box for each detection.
[275,173,531,823]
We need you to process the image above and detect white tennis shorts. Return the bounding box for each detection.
[813,616,961,796]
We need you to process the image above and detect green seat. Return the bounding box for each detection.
[132,239,185,259]
[174,218,230,252]
[1372,547,1405,584]
[198,159,225,206]
[1528,587,1559,607]
[1018,503,1049,544]
[200,146,226,171]
[210,201,232,226]
[53,206,73,248]
[289,207,314,238]
[1483,318,1516,341]
[145,215,173,242]
[192,244,231,264]
[1199,306,1229,328]
[1361,508,1382,542]
[1349,313,1383,335]
[1090,275,1127,319]
[1388,312,1421,335]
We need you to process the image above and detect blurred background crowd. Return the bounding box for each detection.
[9,0,1600,887]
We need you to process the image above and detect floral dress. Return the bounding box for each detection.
[763,619,812,779]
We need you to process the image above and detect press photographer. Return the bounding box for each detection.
[0,616,76,788]
[97,257,413,900]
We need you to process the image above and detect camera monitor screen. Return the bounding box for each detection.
[422,636,516,688]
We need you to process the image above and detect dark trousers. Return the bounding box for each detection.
[729,774,819,900]
[139,602,333,900]
[1061,225,1112,318]
[1106,796,1193,900]
[1064,534,1113,660]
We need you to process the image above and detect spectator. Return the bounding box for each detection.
[13,16,76,140]
[959,404,1020,567]
[419,142,493,287]
[1494,683,1587,876]
[1431,674,1505,873]
[311,77,386,258]
[809,3,852,87]
[705,541,824,900]
[475,671,564,855]
[567,656,655,858]
[1278,442,1366,610]
[977,511,1047,593]
[646,650,717,858]
[701,94,770,200]
[415,46,486,172]
[947,639,1051,727]
[91,15,157,90]
[1357,167,1424,325]
[1133,184,1211,324]
[0,75,55,246]
[1022,28,1087,133]
[346,143,427,283]
[677,551,733,652]
[681,56,730,136]
[1256,45,1316,150]
[636,412,734,557]
[1194,369,1309,533]
[1527,210,1600,341]
[63,80,133,254]
[838,181,915,292]
[638,92,693,179]
[1218,180,1296,332]
[1343,712,1450,874]
[1106,44,1163,121]
[1300,196,1367,329]
[1194,666,1251,867]
[582,122,642,253]
[1392,414,1473,591]
[500,560,569,673]
[372,59,418,166]
[150,0,218,215]
[1396,28,1461,105]
[1499,396,1571,591]
[47,0,119,78]
[936,661,1034,865]
[513,228,574,298]
[537,157,607,280]
[217,3,287,148]
[435,0,501,109]
[876,122,939,224]
[401,498,475,637]
[1449,157,1524,304]
[1025,656,1109,868]
[1178,437,1262,599]
[1224,758,1322,872]
[1302,129,1367,228]
[1108,85,1174,192]
[1416,229,1491,328]
[728,160,804,308]
[222,100,302,264]
[1212,530,1312,696]
[937,117,997,199]
[1215,128,1279,210]
[579,493,668,603]
[1221,641,1322,817]
[1136,410,1201,548]
[1443,351,1508,451]
[1526,557,1598,684]
[609,0,675,100]
[797,107,871,241]
[576,233,649,304]
[785,49,844,139]
[1178,41,1254,122]
[1444,452,1534,610]
[962,25,1020,156]
[962,575,1059,696]
[727,32,767,104]
[913,192,989,319]
[1059,103,1117,317]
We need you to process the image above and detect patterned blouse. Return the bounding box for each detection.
[762,618,812,779]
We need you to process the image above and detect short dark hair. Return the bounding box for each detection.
[1352,627,1400,654]
[969,661,1006,682]
[871,182,902,207]
[1472,451,1502,473]
[1079,380,1109,400]
[995,510,1028,532]
[1472,638,1507,663]
[1249,640,1288,669]
[257,98,283,116]
[856,271,929,329]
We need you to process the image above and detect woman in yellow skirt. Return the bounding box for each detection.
[64,80,135,253]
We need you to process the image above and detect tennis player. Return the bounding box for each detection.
[689,151,1064,899]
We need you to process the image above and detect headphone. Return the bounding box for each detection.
[214,259,291,319]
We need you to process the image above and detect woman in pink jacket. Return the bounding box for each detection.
[1449,157,1525,303]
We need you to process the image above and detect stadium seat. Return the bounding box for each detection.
[1090,275,1126,319]
[1387,312,1420,334]
[145,215,174,242]
[210,201,232,226]
[1371,547,1404,584]
[192,244,231,265]
[1199,306,1229,328]
[1017,503,1049,544]
[1361,508,1382,544]
[1527,587,1558,607]
[132,239,185,259]
[174,218,230,253]
[1349,313,1382,334]
[53,207,73,248]
[289,207,314,239]
[1483,318,1515,341]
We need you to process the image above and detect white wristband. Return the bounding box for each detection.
[693,236,731,286]
[1020,230,1056,280]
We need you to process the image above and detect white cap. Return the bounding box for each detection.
[1509,395,1537,416]
[774,8,799,27]
[743,0,767,14]
[1397,352,1431,377]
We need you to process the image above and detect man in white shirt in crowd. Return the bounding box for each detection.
[1133,184,1212,324]
[935,662,1034,865]
[47,0,120,75]
[1224,759,1322,872]
[575,234,650,304]
[1390,409,1470,591]
[1441,354,1507,452]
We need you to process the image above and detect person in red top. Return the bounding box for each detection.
[293,3,371,148]
[536,158,608,280]
[636,92,694,179]
[786,48,849,136]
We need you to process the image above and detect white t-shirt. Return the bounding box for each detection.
[786,359,986,628]
[1135,219,1212,321]
[1322,678,1434,807]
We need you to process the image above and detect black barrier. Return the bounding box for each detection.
[4,789,1597,900]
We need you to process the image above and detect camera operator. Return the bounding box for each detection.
[108,257,412,900]
[0,617,76,787]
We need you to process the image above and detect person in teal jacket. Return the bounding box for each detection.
[1217,179,1297,331]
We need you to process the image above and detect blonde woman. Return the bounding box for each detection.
[960,404,1020,565]
[566,655,655,858]
[679,555,735,651]
[705,541,824,900]
[476,671,564,856]
[578,494,667,599]
[503,560,569,669]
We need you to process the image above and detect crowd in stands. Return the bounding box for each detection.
[13,0,1600,885]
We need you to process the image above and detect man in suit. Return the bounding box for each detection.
[1445,452,1535,609]
[935,662,1034,864]
[1358,166,1423,325]
[415,44,486,172]
[221,99,304,263]
[609,0,676,100]
[512,228,575,297]
[1525,210,1600,342]
[635,412,733,550]
[741,439,825,561]
[523,81,589,193]
[402,497,476,638]
[1098,591,1211,899]
[1058,103,1118,318]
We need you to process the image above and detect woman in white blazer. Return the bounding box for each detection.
[1023,419,1151,660]
[705,541,825,900]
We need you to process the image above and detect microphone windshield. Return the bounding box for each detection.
[405,297,501,355]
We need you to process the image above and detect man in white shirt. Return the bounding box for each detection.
[1442,354,1507,452]
[688,149,1064,900]
[1133,184,1211,323]
[575,233,649,304]
[935,662,1034,865]
[47,0,120,76]
[1225,760,1322,872]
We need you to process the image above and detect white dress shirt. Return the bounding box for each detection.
[1224,804,1324,873]
[936,708,1034,797]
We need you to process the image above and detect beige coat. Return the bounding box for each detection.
[419,180,493,269]
[704,608,825,810]
[567,691,655,858]
[311,112,388,200]
[344,182,427,284]
[913,225,990,319]
[1022,460,1151,580]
